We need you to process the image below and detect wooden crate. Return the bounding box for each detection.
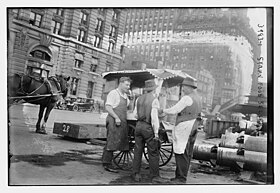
[53,122,107,139]
[205,120,239,138]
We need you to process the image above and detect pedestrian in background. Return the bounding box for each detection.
[161,79,202,184]
[132,79,168,183]
[102,77,132,173]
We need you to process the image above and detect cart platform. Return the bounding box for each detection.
[53,122,106,139]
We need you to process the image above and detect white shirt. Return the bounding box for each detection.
[133,93,160,134]
[163,95,193,114]
[163,95,195,154]
[105,89,130,108]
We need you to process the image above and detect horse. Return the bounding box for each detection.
[8,73,70,134]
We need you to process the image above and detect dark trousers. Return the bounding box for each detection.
[102,145,114,166]
[174,127,198,181]
[132,121,159,178]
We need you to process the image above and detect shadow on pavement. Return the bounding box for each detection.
[10,149,102,168]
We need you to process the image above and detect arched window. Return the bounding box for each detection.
[29,45,52,62]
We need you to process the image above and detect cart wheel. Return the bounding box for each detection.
[113,149,134,170]
[73,105,79,112]
[113,123,135,170]
[144,142,173,167]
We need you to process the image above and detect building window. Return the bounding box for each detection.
[106,62,112,71]
[51,20,62,35]
[93,35,102,48]
[112,9,119,21]
[95,18,104,32]
[77,29,86,42]
[108,41,115,52]
[87,81,94,98]
[80,12,88,25]
[109,25,117,38]
[29,12,42,27]
[90,64,98,72]
[70,78,79,95]
[90,57,99,72]
[56,8,64,16]
[30,49,51,61]
[98,8,106,15]
[74,59,83,68]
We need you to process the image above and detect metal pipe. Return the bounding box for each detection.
[216,147,267,172]
[193,144,217,161]
[244,136,267,153]
[219,133,244,149]
[220,133,267,153]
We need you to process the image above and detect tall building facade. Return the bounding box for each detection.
[122,8,250,109]
[8,8,126,102]
[169,43,243,107]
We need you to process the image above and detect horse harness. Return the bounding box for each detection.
[17,74,62,97]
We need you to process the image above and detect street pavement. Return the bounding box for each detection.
[8,104,243,185]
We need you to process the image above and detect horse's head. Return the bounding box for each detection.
[56,74,70,98]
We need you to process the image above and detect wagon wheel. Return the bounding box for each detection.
[73,105,79,112]
[144,142,173,167]
[113,123,135,170]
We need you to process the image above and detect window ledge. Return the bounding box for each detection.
[89,71,100,76]
[72,67,84,72]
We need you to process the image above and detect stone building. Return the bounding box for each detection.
[8,8,126,102]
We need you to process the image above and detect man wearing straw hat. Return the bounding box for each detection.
[161,78,202,184]
[131,79,168,183]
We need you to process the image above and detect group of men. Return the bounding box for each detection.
[102,76,202,184]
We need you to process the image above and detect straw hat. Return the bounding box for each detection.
[181,78,197,89]
[143,79,158,91]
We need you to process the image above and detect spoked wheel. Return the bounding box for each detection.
[144,142,173,167]
[113,148,134,170]
[113,123,136,170]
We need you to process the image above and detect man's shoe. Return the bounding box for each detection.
[103,165,119,173]
[131,173,141,182]
[170,177,186,184]
[35,129,47,134]
[151,176,170,184]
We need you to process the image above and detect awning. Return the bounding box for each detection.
[102,69,196,88]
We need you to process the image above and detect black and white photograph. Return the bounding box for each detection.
[2,0,278,190]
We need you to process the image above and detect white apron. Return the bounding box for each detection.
[172,119,196,154]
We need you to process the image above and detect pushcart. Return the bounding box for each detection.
[102,68,197,170]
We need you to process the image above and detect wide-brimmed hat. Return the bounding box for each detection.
[143,79,158,91]
[181,78,197,89]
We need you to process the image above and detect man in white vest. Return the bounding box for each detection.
[162,78,202,184]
